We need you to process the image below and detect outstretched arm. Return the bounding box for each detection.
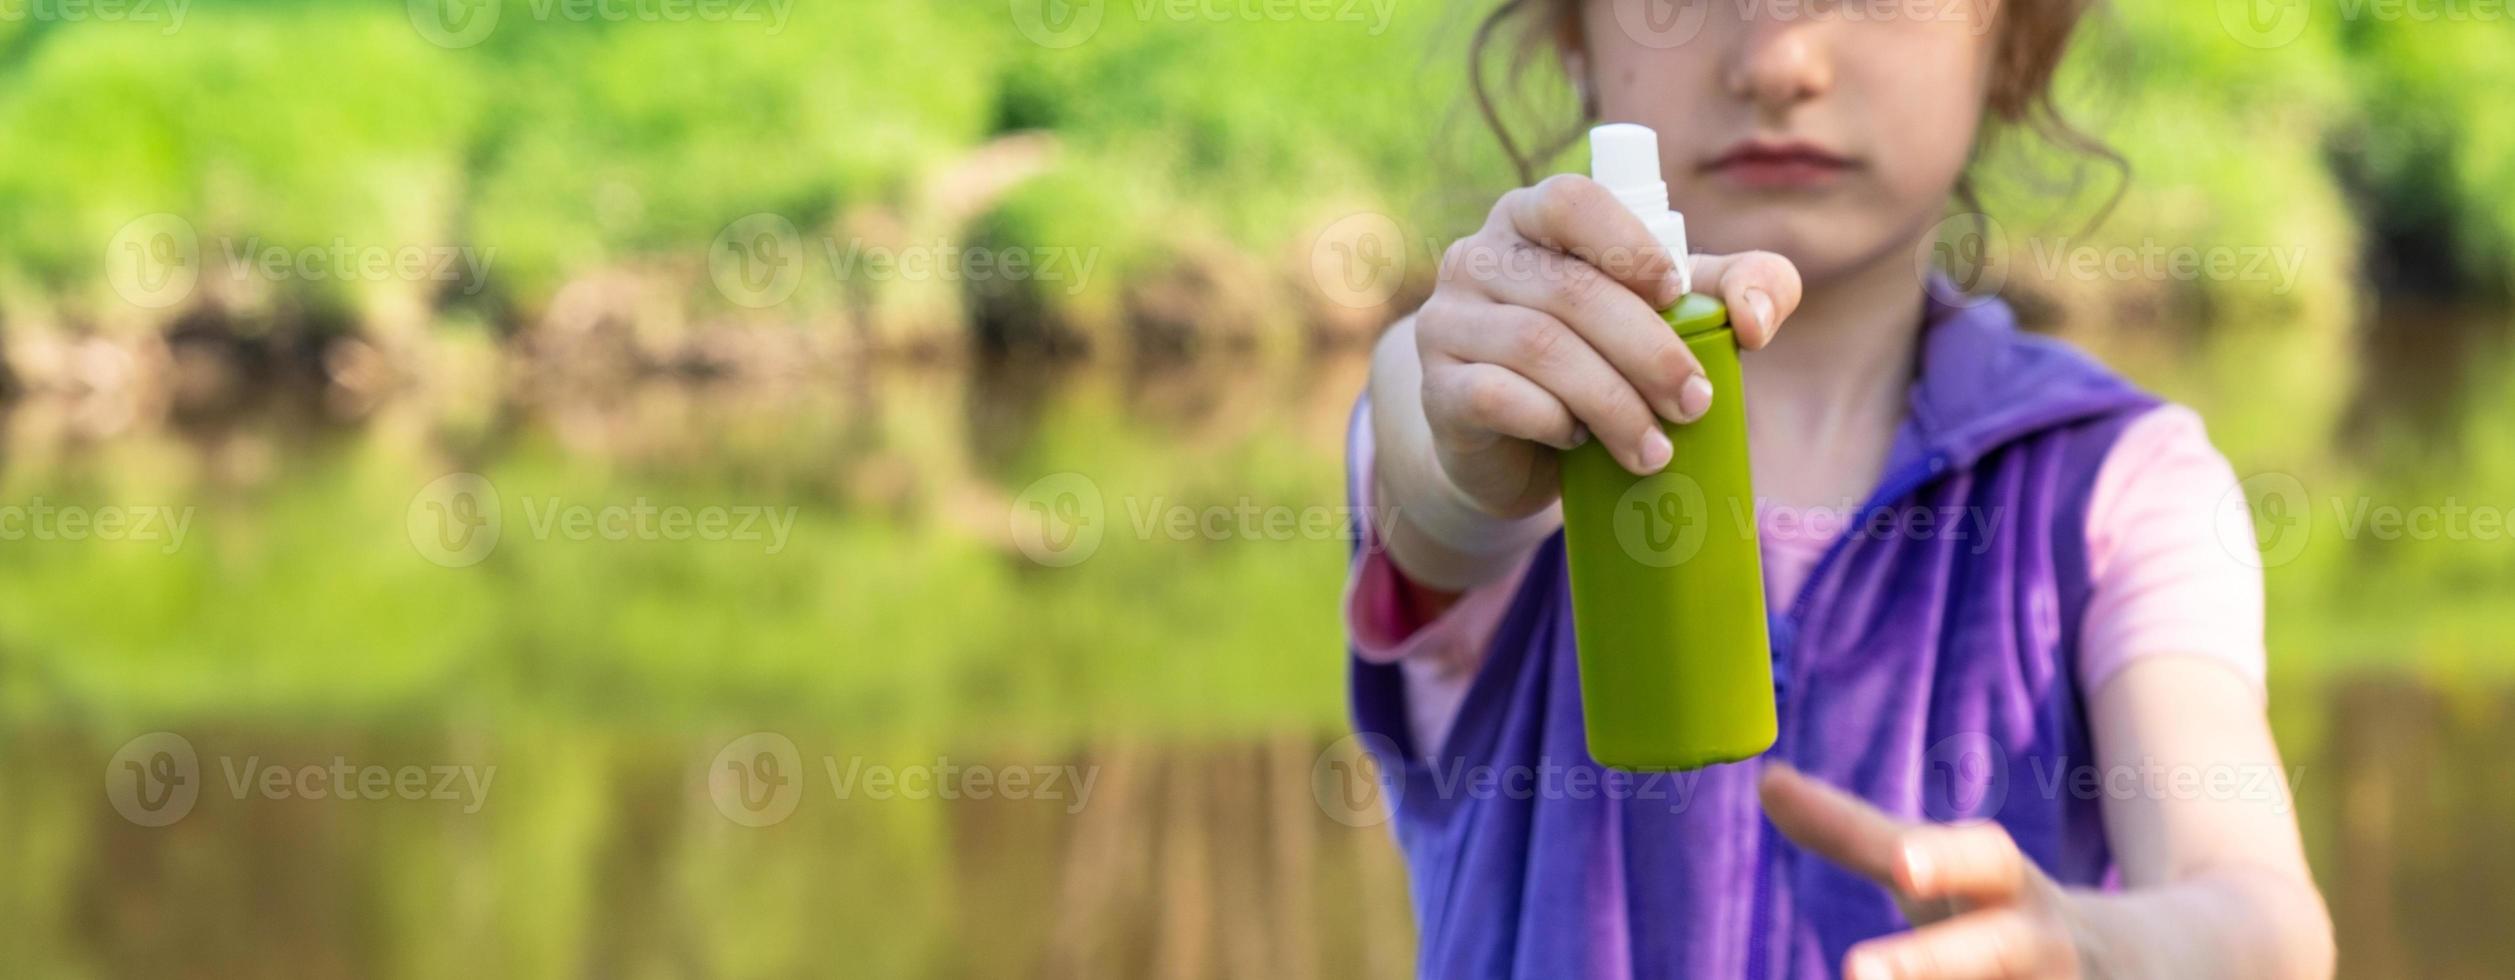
[1759,657,2333,979]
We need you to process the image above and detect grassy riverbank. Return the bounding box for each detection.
[1,2,2510,363]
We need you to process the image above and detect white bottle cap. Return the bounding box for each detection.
[1589,123,1691,294]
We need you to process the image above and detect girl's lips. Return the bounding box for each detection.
[1702,140,1858,190]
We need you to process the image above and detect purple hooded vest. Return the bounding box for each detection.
[1346,286,2160,979]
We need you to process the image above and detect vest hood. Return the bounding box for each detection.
[1890,278,2156,478]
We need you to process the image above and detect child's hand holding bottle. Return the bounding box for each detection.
[1370,167,1800,592]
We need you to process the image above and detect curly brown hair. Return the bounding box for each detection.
[1467,0,2123,215]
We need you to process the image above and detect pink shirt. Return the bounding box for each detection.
[1346,404,2266,753]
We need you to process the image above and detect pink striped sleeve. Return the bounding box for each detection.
[2077,405,2269,695]
[1343,417,1528,754]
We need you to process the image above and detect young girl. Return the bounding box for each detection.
[1345,2,2334,977]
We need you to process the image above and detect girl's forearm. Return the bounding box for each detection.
[2066,863,2335,980]
[1367,319,1556,593]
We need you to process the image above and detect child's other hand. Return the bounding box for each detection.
[1759,764,2088,980]
[1414,174,1800,519]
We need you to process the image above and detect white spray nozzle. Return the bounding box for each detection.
[1589,123,1667,210]
[1589,123,1691,295]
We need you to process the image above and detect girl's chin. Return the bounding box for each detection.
[1693,206,1919,284]
[1701,234,1900,283]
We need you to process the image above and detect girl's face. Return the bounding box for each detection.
[1574,1,1999,284]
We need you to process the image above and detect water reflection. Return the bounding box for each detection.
[5,680,2509,978]
[0,346,2504,977]
[5,729,1419,978]
[2296,677,2515,979]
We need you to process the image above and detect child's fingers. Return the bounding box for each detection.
[1421,358,1585,452]
[1468,247,1707,425]
[1492,175,1687,309]
[1841,907,2069,980]
[1684,250,1802,350]
[1425,303,1665,472]
[1895,823,2036,907]
[1757,763,1909,888]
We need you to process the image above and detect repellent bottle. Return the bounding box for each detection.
[1558,123,1775,772]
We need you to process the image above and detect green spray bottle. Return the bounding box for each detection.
[1558,123,1775,772]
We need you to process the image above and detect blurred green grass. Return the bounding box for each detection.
[3,1,2510,343]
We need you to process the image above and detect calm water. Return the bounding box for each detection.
[3,689,2510,978]
[0,347,2507,977]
